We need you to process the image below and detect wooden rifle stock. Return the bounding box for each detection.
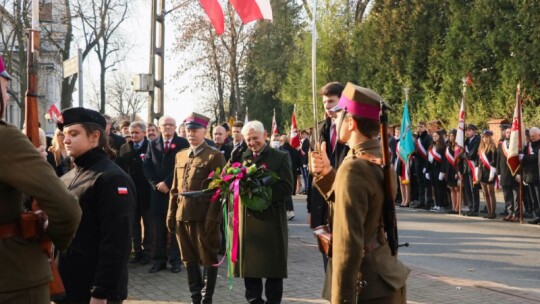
[24,29,66,298]
[379,101,399,256]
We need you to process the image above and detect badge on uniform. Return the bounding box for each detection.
[117,187,129,195]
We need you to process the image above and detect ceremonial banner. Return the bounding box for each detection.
[507,87,524,175]
[271,109,278,135]
[455,97,466,154]
[398,100,414,163]
[289,107,300,149]
[199,0,225,34]
[228,0,272,24]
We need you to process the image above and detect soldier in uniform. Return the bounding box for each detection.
[55,107,136,303]
[311,83,409,303]
[0,56,81,304]
[167,113,225,304]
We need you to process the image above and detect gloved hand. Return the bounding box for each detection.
[166,217,176,233]
[439,172,445,181]
[515,174,521,183]
[519,154,524,161]
[423,168,427,174]
[425,173,430,180]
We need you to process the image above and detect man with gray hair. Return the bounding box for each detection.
[523,127,540,225]
[143,115,189,273]
[118,121,153,265]
[236,120,293,304]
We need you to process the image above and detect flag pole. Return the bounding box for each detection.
[458,77,467,216]
[517,84,524,224]
[311,0,319,146]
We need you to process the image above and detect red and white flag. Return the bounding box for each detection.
[199,0,225,34]
[289,107,300,149]
[271,109,278,135]
[455,96,465,155]
[48,104,61,122]
[228,0,272,24]
[507,86,525,176]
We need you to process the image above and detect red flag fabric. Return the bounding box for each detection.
[507,87,524,175]
[199,0,225,35]
[290,109,300,149]
[466,72,474,86]
[271,110,278,135]
[228,0,272,24]
[455,97,465,155]
[48,104,61,122]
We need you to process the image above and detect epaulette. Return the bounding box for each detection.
[207,145,220,152]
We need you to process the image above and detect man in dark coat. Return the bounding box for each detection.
[213,124,232,162]
[306,82,349,271]
[236,120,293,304]
[496,126,520,221]
[411,121,433,210]
[279,134,302,219]
[118,121,153,264]
[230,121,248,164]
[299,130,310,194]
[461,124,481,216]
[143,115,189,273]
[524,127,540,224]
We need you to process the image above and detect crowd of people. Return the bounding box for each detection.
[390,120,540,225]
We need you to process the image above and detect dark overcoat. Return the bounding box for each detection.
[234,144,293,278]
[143,134,189,214]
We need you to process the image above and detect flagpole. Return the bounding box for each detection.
[458,78,467,216]
[311,0,319,146]
[517,84,524,224]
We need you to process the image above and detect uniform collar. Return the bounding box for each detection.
[189,141,207,157]
[74,147,107,169]
[349,139,381,158]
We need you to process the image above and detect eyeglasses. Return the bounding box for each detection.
[160,123,175,127]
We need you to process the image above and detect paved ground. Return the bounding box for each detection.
[126,194,540,303]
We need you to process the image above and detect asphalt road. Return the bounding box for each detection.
[396,207,540,296]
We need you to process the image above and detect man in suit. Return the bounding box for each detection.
[230,121,248,164]
[496,126,520,221]
[524,127,540,225]
[299,130,310,194]
[237,121,293,304]
[310,83,409,303]
[213,124,232,162]
[280,134,302,220]
[462,124,481,216]
[0,55,81,303]
[118,121,153,264]
[147,123,159,141]
[410,121,433,210]
[307,82,349,271]
[167,113,226,304]
[143,115,189,273]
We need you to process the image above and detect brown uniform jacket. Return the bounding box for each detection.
[0,123,81,293]
[168,142,226,222]
[315,139,409,303]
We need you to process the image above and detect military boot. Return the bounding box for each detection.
[201,266,218,304]
[186,264,203,304]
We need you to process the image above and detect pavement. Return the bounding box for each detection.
[125,194,540,304]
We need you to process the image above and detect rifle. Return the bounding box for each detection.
[24,26,66,297]
[379,100,399,256]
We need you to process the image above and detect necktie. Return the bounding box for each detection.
[253,152,258,160]
[134,142,140,150]
[330,124,337,152]
[164,140,170,153]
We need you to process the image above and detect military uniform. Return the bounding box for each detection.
[168,141,225,265]
[313,83,409,304]
[0,123,81,303]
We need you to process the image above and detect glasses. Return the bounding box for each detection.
[160,123,175,127]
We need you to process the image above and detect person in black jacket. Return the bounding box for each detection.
[461,124,481,216]
[427,130,447,211]
[229,121,248,164]
[478,130,498,219]
[411,122,433,210]
[213,124,232,162]
[497,126,520,221]
[56,107,135,303]
[524,127,540,225]
[443,129,460,213]
[279,134,302,220]
[299,130,310,194]
[306,82,349,272]
[117,121,153,264]
[143,115,189,273]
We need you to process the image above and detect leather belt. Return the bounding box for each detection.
[0,223,22,239]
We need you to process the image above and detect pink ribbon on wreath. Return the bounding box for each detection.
[230,173,243,263]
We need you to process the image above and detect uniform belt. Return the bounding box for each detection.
[0,223,22,239]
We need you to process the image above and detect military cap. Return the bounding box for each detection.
[466,124,478,131]
[184,112,210,129]
[331,82,390,120]
[482,130,493,136]
[0,56,11,80]
[500,124,511,130]
[57,107,107,131]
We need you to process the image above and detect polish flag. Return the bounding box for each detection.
[455,96,465,155]
[199,0,225,35]
[271,109,278,135]
[507,85,525,176]
[228,0,273,24]
[290,107,300,149]
[48,104,61,122]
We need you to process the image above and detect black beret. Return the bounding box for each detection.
[57,107,107,131]
[482,130,493,136]
[466,124,478,131]
[500,124,511,130]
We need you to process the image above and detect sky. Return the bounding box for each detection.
[80,0,197,123]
